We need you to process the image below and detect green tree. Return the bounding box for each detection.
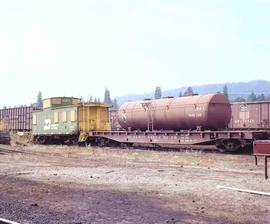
[256,93,266,101]
[104,88,112,104]
[178,91,182,97]
[36,91,43,108]
[154,86,162,99]
[112,98,118,108]
[247,91,257,102]
[184,86,193,96]
[85,96,93,103]
[223,85,229,99]
[234,97,246,102]
[88,96,93,103]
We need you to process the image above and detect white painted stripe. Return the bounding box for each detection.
[0,218,20,224]
[216,185,270,196]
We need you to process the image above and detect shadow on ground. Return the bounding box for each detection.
[0,175,232,224]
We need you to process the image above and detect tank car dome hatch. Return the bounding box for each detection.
[117,93,231,131]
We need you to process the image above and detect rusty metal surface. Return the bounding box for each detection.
[89,130,266,146]
[117,93,231,131]
[230,101,270,129]
[0,107,36,131]
[253,140,270,179]
[253,140,270,155]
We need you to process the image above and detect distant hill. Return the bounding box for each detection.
[116,80,270,105]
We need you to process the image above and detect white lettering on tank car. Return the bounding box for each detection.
[188,113,202,117]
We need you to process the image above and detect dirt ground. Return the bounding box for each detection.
[0,145,269,224]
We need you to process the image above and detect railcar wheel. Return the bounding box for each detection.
[97,138,109,147]
[37,136,48,144]
[65,137,78,146]
[225,140,239,152]
[216,139,241,153]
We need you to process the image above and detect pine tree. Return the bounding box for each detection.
[247,91,257,102]
[154,86,162,99]
[184,87,193,96]
[256,93,266,101]
[88,96,93,103]
[112,98,118,108]
[223,85,229,99]
[36,91,43,108]
[234,97,246,102]
[104,88,112,104]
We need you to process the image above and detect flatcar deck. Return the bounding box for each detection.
[89,130,269,152]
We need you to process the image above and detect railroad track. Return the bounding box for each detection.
[0,145,261,176]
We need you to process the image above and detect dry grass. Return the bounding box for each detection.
[26,144,94,156]
[20,145,255,171]
[10,131,32,146]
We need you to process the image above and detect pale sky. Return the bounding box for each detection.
[1,0,270,107]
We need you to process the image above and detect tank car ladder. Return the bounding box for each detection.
[141,101,154,131]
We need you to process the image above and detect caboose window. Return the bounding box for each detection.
[62,111,67,123]
[54,112,59,123]
[33,114,37,125]
[70,110,76,122]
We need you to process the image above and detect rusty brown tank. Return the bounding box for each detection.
[117,93,231,131]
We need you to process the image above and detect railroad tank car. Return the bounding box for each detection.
[117,93,231,131]
[229,101,270,129]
